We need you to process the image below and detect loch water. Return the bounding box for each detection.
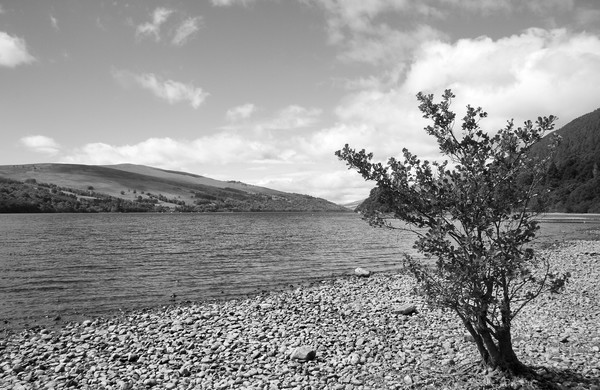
[1,212,598,331]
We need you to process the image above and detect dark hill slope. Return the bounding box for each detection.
[0,163,348,212]
[530,108,600,212]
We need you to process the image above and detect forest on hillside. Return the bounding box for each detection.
[0,178,168,213]
[0,178,348,213]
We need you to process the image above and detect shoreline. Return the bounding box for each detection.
[2,240,600,389]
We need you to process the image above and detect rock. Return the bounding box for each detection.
[12,363,25,373]
[395,304,417,315]
[348,353,360,365]
[118,380,133,390]
[354,267,371,277]
[403,374,413,385]
[289,346,316,361]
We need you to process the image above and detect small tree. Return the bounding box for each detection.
[336,90,568,374]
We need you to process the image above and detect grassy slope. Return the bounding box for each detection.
[0,163,346,210]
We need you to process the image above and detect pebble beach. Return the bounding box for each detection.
[1,240,600,390]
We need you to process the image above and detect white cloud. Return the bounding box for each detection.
[62,134,281,168]
[403,28,600,128]
[211,0,256,6]
[226,103,257,122]
[261,105,322,130]
[338,24,445,67]
[0,31,36,67]
[308,28,600,203]
[50,15,59,30]
[223,104,322,132]
[20,136,61,154]
[136,7,173,41]
[172,17,202,46]
[330,29,600,157]
[112,69,209,109]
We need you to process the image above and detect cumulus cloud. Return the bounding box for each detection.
[136,7,173,41]
[311,27,600,202]
[112,69,209,109]
[172,17,202,46]
[0,31,36,67]
[226,103,257,122]
[20,136,61,154]
[62,133,284,168]
[403,28,600,128]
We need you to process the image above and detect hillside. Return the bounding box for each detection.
[0,163,348,213]
[354,107,600,214]
[530,108,600,212]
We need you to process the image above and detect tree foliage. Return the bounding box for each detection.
[336,90,569,374]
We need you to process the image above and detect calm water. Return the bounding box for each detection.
[1,212,598,331]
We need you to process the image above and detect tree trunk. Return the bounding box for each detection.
[494,327,528,374]
[461,314,528,375]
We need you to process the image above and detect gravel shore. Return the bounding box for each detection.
[1,240,599,390]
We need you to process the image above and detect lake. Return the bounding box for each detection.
[1,212,599,332]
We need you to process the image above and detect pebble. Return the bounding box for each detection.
[1,240,599,389]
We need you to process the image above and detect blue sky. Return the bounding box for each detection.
[1,0,600,204]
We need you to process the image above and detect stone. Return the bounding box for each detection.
[289,346,316,361]
[395,304,417,315]
[118,380,133,390]
[354,267,371,277]
[12,363,25,373]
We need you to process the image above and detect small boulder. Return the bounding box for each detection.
[395,304,417,315]
[348,353,360,365]
[289,346,316,361]
[354,267,371,277]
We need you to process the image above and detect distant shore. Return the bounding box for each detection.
[1,239,600,389]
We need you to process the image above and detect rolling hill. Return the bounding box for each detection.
[0,163,348,213]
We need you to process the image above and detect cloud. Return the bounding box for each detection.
[223,104,322,132]
[20,136,61,154]
[136,7,173,41]
[0,31,36,67]
[403,28,600,127]
[226,103,257,122]
[62,134,283,168]
[211,0,256,6]
[261,105,322,130]
[337,24,445,67]
[50,15,59,30]
[172,17,202,46]
[309,27,600,203]
[112,69,209,109]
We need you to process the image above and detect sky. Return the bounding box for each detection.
[1,0,600,204]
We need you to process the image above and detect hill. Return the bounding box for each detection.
[354,108,600,214]
[530,108,600,212]
[0,163,348,213]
